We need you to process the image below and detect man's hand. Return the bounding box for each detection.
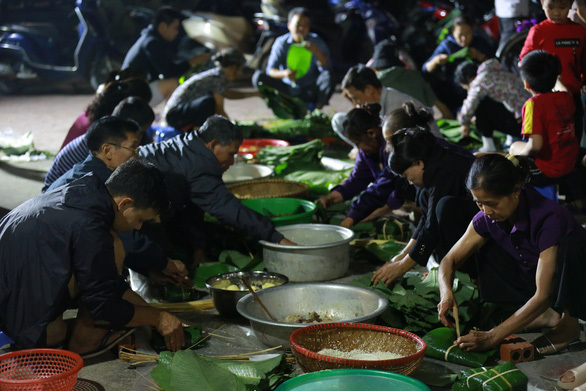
[437,296,457,328]
[149,260,191,286]
[156,311,184,352]
[279,237,296,245]
[284,68,297,82]
[426,54,449,72]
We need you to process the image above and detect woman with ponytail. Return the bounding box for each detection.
[317,103,415,228]
[437,154,586,354]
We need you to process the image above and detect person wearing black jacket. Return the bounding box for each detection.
[139,115,294,267]
[372,127,478,286]
[48,116,188,287]
[0,159,185,356]
[122,6,210,105]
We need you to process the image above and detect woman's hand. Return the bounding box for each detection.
[340,217,354,229]
[317,191,343,209]
[455,330,499,352]
[437,296,457,328]
[371,255,416,286]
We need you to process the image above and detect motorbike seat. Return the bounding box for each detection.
[4,23,64,41]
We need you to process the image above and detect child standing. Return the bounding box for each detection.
[510,50,579,185]
[519,0,585,141]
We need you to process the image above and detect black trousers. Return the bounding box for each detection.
[252,70,334,107]
[165,95,216,129]
[474,232,586,320]
[474,96,522,138]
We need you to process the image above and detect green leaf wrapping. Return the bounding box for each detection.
[257,139,324,175]
[364,241,404,262]
[423,328,497,367]
[452,361,528,390]
[151,351,288,391]
[283,168,352,195]
[219,250,263,271]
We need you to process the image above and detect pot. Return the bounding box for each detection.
[236,283,389,348]
[259,224,354,282]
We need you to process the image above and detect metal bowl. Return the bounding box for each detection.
[236,283,388,348]
[259,224,355,282]
[222,163,273,184]
[205,271,288,317]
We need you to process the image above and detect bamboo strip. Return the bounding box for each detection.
[150,299,214,312]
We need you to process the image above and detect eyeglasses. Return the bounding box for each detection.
[107,143,138,154]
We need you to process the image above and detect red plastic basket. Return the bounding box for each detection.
[238,138,289,157]
[0,349,83,391]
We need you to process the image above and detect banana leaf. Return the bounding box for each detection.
[258,83,307,119]
[257,139,324,175]
[453,361,528,391]
[151,325,204,353]
[219,250,264,271]
[423,327,498,367]
[283,168,352,195]
[448,47,470,62]
[364,241,404,262]
[150,351,292,391]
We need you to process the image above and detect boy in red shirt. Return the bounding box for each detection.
[519,0,585,140]
[510,50,579,186]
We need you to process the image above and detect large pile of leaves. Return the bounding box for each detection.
[352,268,480,335]
[151,351,293,391]
[236,110,333,141]
[256,139,324,175]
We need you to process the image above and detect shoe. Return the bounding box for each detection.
[532,334,581,356]
[80,328,135,360]
[558,362,586,390]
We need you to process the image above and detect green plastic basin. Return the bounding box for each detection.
[242,197,316,227]
[276,369,431,391]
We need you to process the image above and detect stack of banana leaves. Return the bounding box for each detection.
[236,110,334,141]
[437,119,508,151]
[352,267,481,336]
[151,350,294,391]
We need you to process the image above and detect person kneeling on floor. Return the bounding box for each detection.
[438,154,586,355]
[0,159,185,357]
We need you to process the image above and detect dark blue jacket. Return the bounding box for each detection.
[47,155,168,276]
[122,25,190,81]
[139,132,284,243]
[0,174,134,348]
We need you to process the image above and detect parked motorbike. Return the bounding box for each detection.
[0,0,148,94]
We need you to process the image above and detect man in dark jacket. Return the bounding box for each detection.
[48,116,188,287]
[122,6,210,105]
[139,115,294,267]
[0,159,185,356]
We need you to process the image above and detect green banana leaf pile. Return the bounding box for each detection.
[283,167,353,196]
[453,361,528,390]
[257,82,307,119]
[363,240,405,261]
[151,350,294,391]
[437,119,508,151]
[257,139,324,174]
[423,327,498,367]
[236,110,334,141]
[352,268,480,335]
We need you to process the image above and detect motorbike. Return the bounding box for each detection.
[0,0,149,94]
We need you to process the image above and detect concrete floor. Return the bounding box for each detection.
[0,89,585,390]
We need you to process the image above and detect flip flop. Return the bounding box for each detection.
[80,328,135,360]
[558,362,586,390]
[532,334,581,356]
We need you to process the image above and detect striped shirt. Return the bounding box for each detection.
[43,135,90,192]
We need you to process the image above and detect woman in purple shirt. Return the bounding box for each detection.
[438,154,586,354]
[317,104,414,228]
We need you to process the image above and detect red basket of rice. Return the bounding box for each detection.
[0,349,83,391]
[290,322,426,376]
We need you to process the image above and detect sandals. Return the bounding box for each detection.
[80,328,135,360]
[558,362,586,390]
[531,334,581,356]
